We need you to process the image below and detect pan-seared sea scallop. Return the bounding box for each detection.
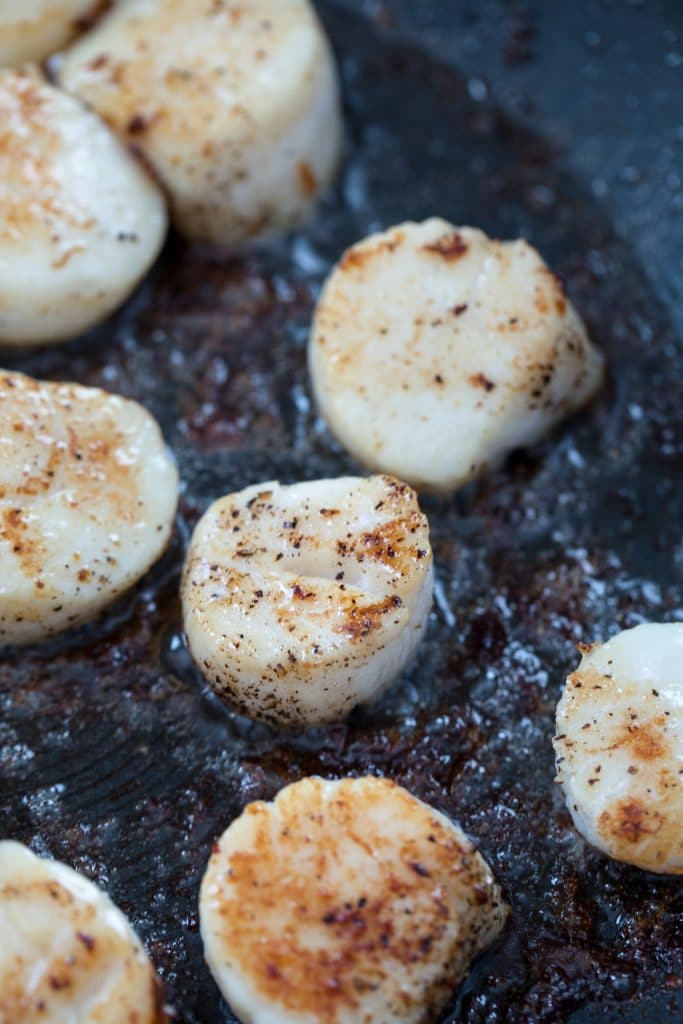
[0,1,99,68]
[554,623,683,874]
[0,840,169,1023]
[0,67,167,348]
[181,475,433,726]
[0,370,178,645]
[200,776,507,1024]
[59,0,343,246]
[309,219,604,492]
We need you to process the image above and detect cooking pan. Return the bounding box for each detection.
[1,2,682,1021]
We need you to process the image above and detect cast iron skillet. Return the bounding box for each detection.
[1,3,682,1022]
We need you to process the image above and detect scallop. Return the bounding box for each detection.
[58,0,343,246]
[308,219,604,492]
[181,475,433,726]
[0,66,167,347]
[0,840,169,1023]
[554,622,683,874]
[0,1,99,68]
[0,370,178,645]
[200,775,507,1024]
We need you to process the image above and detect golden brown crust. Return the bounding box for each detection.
[201,777,507,1023]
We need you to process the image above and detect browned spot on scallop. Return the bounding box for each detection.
[657,767,678,794]
[535,290,550,315]
[72,435,138,520]
[49,974,71,990]
[3,508,24,535]
[566,666,602,691]
[534,267,569,318]
[16,444,63,497]
[244,209,274,239]
[337,593,403,640]
[127,113,150,136]
[297,161,317,198]
[630,719,669,760]
[87,437,111,460]
[469,373,496,392]
[358,513,425,571]
[599,798,664,845]
[423,232,468,261]
[339,235,402,272]
[87,54,109,72]
[67,425,83,461]
[338,246,371,272]
[76,931,96,952]
[52,246,82,270]
[598,714,670,761]
[1,507,44,577]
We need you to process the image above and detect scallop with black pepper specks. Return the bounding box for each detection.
[309,218,604,492]
[181,475,433,726]
[200,776,508,1024]
[554,622,683,874]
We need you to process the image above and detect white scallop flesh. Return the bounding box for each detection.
[200,775,508,1024]
[309,218,605,492]
[0,1,98,68]
[554,622,683,874]
[59,0,343,246]
[0,67,167,347]
[0,370,178,645]
[181,475,433,726]
[0,840,168,1023]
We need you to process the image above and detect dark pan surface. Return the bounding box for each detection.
[1,5,682,1022]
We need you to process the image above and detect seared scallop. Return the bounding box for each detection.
[0,370,178,645]
[0,67,167,347]
[554,623,683,874]
[0,840,169,1023]
[0,1,99,68]
[200,775,507,1024]
[309,219,604,492]
[181,475,433,726]
[59,0,343,246]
